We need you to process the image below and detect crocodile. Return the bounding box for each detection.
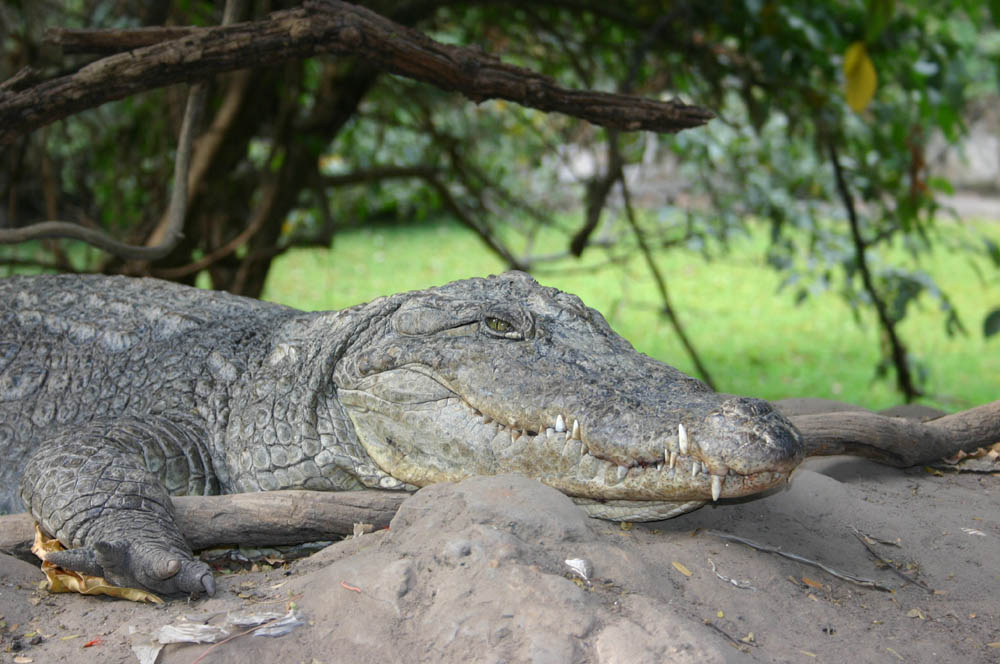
[0,271,803,596]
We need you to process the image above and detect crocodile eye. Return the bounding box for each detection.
[483,316,523,339]
[486,317,511,333]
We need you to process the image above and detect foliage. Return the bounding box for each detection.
[1,0,999,401]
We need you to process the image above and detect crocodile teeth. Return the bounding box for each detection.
[678,423,689,455]
[668,451,678,469]
[691,461,700,477]
[562,439,583,461]
[616,465,628,482]
[711,475,724,502]
[571,419,581,440]
[511,429,522,442]
[555,414,566,433]
[546,427,554,438]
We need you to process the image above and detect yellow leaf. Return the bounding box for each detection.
[843,41,877,112]
[716,610,724,618]
[31,525,163,604]
[672,561,693,577]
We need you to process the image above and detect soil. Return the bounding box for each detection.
[1,454,997,664]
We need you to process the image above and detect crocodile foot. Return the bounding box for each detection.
[45,540,215,597]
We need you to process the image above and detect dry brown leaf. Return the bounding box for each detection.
[671,561,693,577]
[31,525,163,604]
[801,577,824,589]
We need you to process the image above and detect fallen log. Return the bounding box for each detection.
[0,488,408,558]
[787,399,1000,467]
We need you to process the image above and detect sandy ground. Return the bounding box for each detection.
[1,454,997,664]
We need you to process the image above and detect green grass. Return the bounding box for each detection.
[263,218,1000,411]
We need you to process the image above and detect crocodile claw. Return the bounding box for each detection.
[47,539,215,597]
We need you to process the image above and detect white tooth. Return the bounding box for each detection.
[580,441,590,455]
[546,427,554,438]
[678,423,689,455]
[656,462,663,471]
[691,461,700,477]
[511,429,522,442]
[571,419,581,440]
[669,451,678,469]
[616,465,628,482]
[562,440,583,461]
[711,475,723,502]
[555,414,566,433]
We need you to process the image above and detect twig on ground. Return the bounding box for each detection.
[850,526,933,594]
[706,530,892,592]
[707,558,756,590]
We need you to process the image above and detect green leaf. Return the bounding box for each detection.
[985,308,1000,339]
[985,238,1000,267]
[926,176,954,195]
[865,0,895,42]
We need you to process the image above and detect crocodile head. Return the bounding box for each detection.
[335,271,803,520]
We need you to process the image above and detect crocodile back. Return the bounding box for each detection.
[0,274,295,512]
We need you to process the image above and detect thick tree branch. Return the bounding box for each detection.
[1,0,712,146]
[0,489,408,557]
[792,399,1000,466]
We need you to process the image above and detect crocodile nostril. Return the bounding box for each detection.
[721,397,774,418]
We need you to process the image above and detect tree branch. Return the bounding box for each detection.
[792,399,1000,466]
[827,139,920,401]
[614,139,717,389]
[1,0,712,146]
[0,489,408,557]
[0,83,205,258]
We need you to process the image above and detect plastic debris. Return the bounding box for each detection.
[157,622,230,644]
[564,558,593,583]
[228,608,306,638]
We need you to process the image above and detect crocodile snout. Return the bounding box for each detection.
[697,396,805,477]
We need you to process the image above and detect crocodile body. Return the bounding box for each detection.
[0,272,803,595]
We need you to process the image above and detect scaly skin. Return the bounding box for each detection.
[0,272,803,596]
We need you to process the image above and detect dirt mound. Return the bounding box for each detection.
[2,463,997,663]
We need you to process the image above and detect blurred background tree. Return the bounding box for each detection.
[1,0,998,405]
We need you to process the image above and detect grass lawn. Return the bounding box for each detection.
[262,218,1000,411]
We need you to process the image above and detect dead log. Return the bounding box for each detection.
[790,399,1000,467]
[0,489,408,558]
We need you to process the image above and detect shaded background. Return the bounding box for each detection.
[1,0,998,408]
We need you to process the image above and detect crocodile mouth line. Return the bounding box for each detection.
[454,398,789,502]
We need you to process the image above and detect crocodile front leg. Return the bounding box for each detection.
[19,416,217,596]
